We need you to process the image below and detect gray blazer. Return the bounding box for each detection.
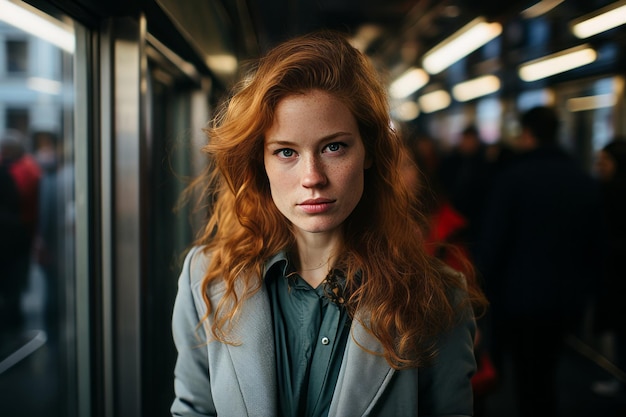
[171,246,477,417]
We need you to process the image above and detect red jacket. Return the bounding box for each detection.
[7,154,41,236]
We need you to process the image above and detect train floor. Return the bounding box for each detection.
[482,338,626,417]
[1,266,626,416]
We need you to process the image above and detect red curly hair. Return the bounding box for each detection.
[188,30,486,369]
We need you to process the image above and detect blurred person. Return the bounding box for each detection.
[400,133,472,272]
[400,134,496,416]
[477,106,604,417]
[1,130,41,238]
[171,31,487,417]
[0,130,41,334]
[0,156,24,336]
[33,130,61,336]
[439,125,490,255]
[591,138,626,396]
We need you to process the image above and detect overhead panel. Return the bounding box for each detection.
[155,0,238,86]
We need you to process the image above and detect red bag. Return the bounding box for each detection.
[472,351,498,396]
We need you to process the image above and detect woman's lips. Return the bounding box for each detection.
[298,198,335,214]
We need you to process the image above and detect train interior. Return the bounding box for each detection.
[0,0,625,415]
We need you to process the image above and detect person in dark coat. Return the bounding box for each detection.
[0,162,25,332]
[476,106,604,417]
[399,134,496,416]
[439,124,490,253]
[591,138,626,395]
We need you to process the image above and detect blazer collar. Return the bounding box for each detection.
[207,251,394,417]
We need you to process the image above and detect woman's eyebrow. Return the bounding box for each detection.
[266,131,353,146]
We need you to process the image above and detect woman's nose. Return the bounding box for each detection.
[301,155,328,188]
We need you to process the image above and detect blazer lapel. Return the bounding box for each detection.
[207,281,277,416]
[329,320,395,417]
[197,274,277,417]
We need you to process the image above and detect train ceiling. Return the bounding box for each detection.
[48,0,625,90]
[214,0,624,88]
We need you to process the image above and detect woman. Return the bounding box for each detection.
[171,31,486,417]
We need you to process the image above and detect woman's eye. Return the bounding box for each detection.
[325,142,345,153]
[275,148,295,158]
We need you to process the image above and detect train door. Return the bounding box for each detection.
[0,1,82,416]
[0,3,212,416]
[141,35,211,416]
[99,16,211,417]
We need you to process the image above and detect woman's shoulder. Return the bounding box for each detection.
[182,246,212,283]
[180,245,228,298]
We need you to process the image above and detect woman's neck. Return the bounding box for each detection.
[292,231,340,288]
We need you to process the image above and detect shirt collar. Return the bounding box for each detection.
[264,250,354,307]
[263,251,290,277]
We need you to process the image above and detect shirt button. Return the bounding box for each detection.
[321,337,330,345]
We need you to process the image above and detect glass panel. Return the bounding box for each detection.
[476,97,502,144]
[0,1,77,416]
[555,76,619,170]
[6,39,28,73]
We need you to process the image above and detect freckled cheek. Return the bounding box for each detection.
[334,164,366,197]
[267,171,301,208]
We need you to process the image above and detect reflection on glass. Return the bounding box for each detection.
[0,2,76,416]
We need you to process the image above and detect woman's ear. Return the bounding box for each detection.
[364,154,373,169]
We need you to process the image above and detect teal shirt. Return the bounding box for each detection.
[265,254,351,417]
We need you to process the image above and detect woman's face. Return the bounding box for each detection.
[264,90,371,239]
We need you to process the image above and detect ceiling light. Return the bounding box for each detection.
[389,68,429,99]
[452,75,501,102]
[566,93,616,112]
[0,0,74,53]
[571,0,626,38]
[393,101,420,121]
[518,44,597,82]
[205,54,238,75]
[418,90,451,113]
[349,24,383,52]
[521,0,565,19]
[422,17,502,75]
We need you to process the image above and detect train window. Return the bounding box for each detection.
[555,75,621,170]
[476,97,502,144]
[0,1,79,416]
[5,38,28,73]
[5,107,29,132]
[527,17,550,47]
[517,88,552,111]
